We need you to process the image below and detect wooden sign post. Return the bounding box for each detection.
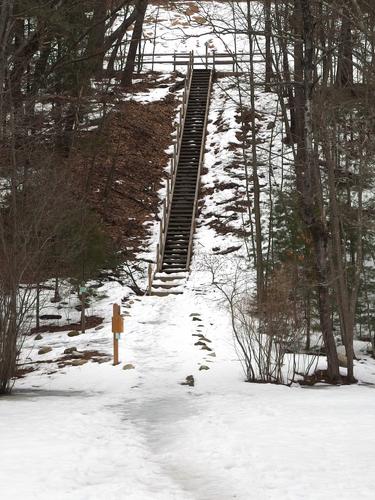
[112,303,124,366]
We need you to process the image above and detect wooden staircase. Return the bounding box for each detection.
[163,69,212,272]
[148,59,213,296]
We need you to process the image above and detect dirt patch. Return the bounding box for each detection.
[31,315,103,334]
[15,366,36,379]
[73,93,176,259]
[57,350,111,367]
[17,349,111,375]
[299,369,353,386]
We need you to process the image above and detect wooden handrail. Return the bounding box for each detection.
[134,52,261,58]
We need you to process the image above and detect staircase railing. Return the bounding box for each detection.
[147,51,194,295]
[186,69,214,270]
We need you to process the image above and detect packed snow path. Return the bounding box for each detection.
[1,286,375,500]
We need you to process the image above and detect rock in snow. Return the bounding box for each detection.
[37,346,52,355]
[123,364,135,370]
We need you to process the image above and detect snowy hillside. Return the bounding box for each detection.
[1,2,375,500]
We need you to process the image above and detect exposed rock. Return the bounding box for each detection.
[94,357,111,364]
[39,314,62,320]
[201,345,213,352]
[64,347,78,355]
[67,331,80,337]
[34,334,43,341]
[199,365,210,371]
[38,346,52,355]
[192,317,201,322]
[199,336,212,343]
[71,359,88,366]
[216,245,242,255]
[208,352,216,357]
[180,375,195,387]
[123,363,135,370]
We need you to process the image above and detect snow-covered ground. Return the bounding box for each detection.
[1,275,375,500]
[1,3,375,499]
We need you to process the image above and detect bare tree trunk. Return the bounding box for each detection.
[297,0,341,383]
[122,0,148,86]
[35,282,40,330]
[322,119,364,383]
[335,1,353,87]
[86,0,107,77]
[264,0,272,91]
[246,0,264,306]
[0,0,13,139]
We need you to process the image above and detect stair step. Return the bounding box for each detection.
[163,255,188,260]
[164,254,188,259]
[167,222,191,226]
[169,216,193,220]
[164,242,189,247]
[151,290,184,297]
[164,245,188,251]
[164,244,189,249]
[152,281,182,290]
[166,236,190,240]
[158,268,187,273]
[163,261,187,266]
[166,232,191,235]
[165,240,190,244]
[170,211,193,215]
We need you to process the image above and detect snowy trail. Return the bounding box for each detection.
[120,293,242,500]
[1,285,375,499]
[122,292,375,500]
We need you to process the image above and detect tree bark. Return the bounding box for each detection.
[296,0,341,383]
[122,0,148,86]
[335,1,354,87]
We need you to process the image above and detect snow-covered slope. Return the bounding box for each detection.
[1,3,375,499]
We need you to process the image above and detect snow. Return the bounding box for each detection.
[124,85,171,104]
[1,283,375,499]
[1,3,375,499]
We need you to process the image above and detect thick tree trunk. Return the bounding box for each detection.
[122,0,148,86]
[86,0,107,77]
[293,0,304,146]
[296,0,341,383]
[335,2,353,88]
